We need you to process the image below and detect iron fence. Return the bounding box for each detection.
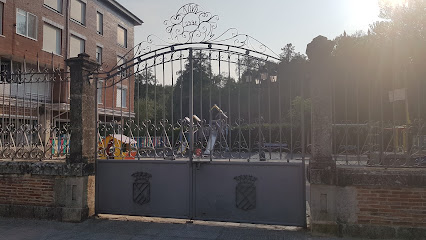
[96,43,308,162]
[0,61,70,161]
[331,64,426,167]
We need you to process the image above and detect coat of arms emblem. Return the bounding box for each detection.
[132,172,152,205]
[234,175,257,210]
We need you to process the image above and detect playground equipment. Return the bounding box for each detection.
[98,134,137,159]
[176,115,202,155]
[204,104,228,155]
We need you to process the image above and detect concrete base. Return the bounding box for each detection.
[340,224,426,240]
[311,221,339,236]
[0,204,89,222]
[62,207,89,222]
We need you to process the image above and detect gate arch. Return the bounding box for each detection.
[95,3,306,227]
[96,5,284,160]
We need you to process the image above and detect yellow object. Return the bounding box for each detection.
[98,135,137,159]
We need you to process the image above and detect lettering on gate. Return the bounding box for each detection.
[132,172,152,205]
[234,175,257,211]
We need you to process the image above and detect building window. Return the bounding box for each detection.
[0,2,3,35]
[70,35,85,58]
[117,25,127,48]
[116,86,127,108]
[43,24,61,55]
[44,0,62,13]
[97,80,103,104]
[96,12,103,35]
[1,59,11,82]
[16,9,38,40]
[96,46,102,64]
[117,55,127,78]
[70,0,86,25]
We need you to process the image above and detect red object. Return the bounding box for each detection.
[195,148,202,157]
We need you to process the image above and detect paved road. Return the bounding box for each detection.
[0,215,356,240]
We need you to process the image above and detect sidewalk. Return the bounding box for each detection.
[0,215,355,240]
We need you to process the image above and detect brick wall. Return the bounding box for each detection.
[357,186,426,228]
[0,174,55,206]
[0,162,95,222]
[0,0,136,112]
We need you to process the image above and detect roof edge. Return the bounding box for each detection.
[102,0,143,26]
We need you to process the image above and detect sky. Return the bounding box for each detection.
[116,0,382,55]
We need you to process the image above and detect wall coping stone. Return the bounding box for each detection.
[0,161,95,176]
[337,166,426,188]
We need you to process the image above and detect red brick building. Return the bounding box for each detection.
[0,0,142,124]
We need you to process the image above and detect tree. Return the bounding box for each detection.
[280,43,307,64]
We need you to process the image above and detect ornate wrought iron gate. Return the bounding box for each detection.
[95,3,306,226]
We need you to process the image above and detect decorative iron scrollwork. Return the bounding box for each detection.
[164,3,219,43]
[132,172,152,205]
[234,175,257,210]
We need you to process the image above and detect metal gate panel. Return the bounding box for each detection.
[193,161,305,226]
[96,160,190,219]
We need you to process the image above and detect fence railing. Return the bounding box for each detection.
[331,69,426,167]
[0,68,70,161]
[96,46,308,162]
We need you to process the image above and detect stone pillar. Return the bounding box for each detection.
[65,53,98,164]
[62,53,98,222]
[306,36,338,235]
[307,36,336,183]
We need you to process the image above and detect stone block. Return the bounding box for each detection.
[396,227,426,240]
[0,204,11,217]
[10,205,34,218]
[310,184,337,223]
[340,224,397,239]
[311,221,339,236]
[62,207,89,222]
[33,206,62,221]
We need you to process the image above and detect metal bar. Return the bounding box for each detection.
[199,50,204,158]
[94,73,99,215]
[162,54,166,159]
[380,62,384,166]
[248,71,252,160]
[332,69,336,161]
[237,55,241,158]
[189,48,194,160]
[170,54,175,159]
[345,72,348,165]
[356,70,360,165]
[218,52,222,157]
[180,51,183,128]
[209,51,213,161]
[200,50,203,122]
[188,48,194,220]
[278,65,282,160]
[153,55,157,159]
[103,72,107,160]
[301,73,307,229]
[227,52,231,161]
[268,67,272,160]
[258,72,262,160]
[289,73,293,161]
[135,66,140,159]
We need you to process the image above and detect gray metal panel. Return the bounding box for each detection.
[194,162,305,226]
[96,160,190,218]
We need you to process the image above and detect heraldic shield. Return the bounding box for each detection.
[132,172,152,205]
[234,175,257,211]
